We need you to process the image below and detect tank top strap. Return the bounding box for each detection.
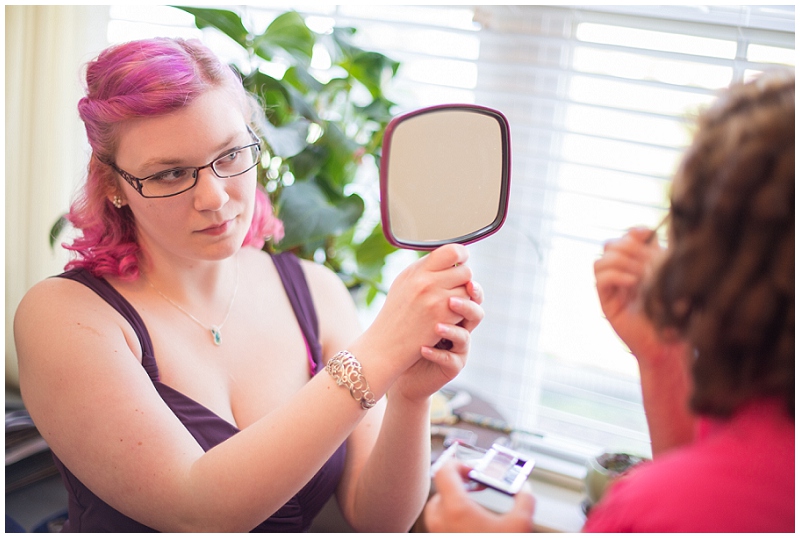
[270,252,324,375]
[55,268,160,381]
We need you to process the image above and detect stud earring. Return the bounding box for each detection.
[112,195,124,209]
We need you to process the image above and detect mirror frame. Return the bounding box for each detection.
[379,103,512,250]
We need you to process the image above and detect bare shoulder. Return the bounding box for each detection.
[14,275,144,388]
[15,275,115,331]
[296,258,358,313]
[296,258,361,353]
[297,258,349,293]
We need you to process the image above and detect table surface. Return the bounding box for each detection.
[430,386,510,452]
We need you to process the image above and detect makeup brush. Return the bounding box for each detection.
[645,213,669,243]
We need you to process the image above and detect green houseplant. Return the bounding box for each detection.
[180,7,403,304]
[52,7,401,304]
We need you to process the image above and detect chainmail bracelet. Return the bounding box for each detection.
[325,350,377,410]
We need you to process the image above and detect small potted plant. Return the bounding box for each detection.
[584,452,647,509]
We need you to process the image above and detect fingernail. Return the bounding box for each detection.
[450,297,463,308]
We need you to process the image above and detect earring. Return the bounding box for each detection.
[112,195,123,209]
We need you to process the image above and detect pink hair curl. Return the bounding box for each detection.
[65,37,281,280]
[243,187,285,249]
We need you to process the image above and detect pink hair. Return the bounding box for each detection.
[65,37,282,279]
[244,187,285,249]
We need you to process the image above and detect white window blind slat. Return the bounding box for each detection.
[579,4,796,33]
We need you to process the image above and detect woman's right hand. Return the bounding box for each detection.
[593,227,674,364]
[594,228,696,454]
[391,280,484,405]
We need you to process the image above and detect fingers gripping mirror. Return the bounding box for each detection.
[380,104,511,250]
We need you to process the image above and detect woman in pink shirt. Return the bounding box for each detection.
[424,69,795,533]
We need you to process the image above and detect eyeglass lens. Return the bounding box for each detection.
[140,144,260,198]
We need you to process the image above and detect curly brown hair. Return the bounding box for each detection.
[645,69,794,419]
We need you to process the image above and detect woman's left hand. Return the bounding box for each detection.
[390,280,484,404]
[424,459,535,533]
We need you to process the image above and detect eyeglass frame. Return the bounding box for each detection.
[105,125,262,199]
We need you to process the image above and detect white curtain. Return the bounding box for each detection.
[5,6,110,385]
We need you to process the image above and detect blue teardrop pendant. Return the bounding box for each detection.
[211,326,222,346]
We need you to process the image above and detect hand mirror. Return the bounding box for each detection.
[380,104,511,250]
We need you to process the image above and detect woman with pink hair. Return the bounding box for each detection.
[15,37,483,532]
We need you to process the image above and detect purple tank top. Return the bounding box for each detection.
[52,252,346,532]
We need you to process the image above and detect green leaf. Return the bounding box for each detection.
[49,214,69,250]
[283,80,321,121]
[275,181,364,249]
[253,11,315,65]
[244,72,290,122]
[288,144,327,181]
[261,119,310,158]
[328,26,359,62]
[317,123,359,192]
[341,51,399,99]
[283,64,325,95]
[173,7,250,47]
[247,72,318,124]
[354,224,397,281]
[356,96,396,125]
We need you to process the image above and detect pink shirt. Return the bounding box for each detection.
[583,398,794,533]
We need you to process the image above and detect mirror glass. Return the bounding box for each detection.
[380,104,511,250]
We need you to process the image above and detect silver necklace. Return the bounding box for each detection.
[144,260,239,346]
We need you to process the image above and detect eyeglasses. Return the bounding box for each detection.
[107,126,262,198]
